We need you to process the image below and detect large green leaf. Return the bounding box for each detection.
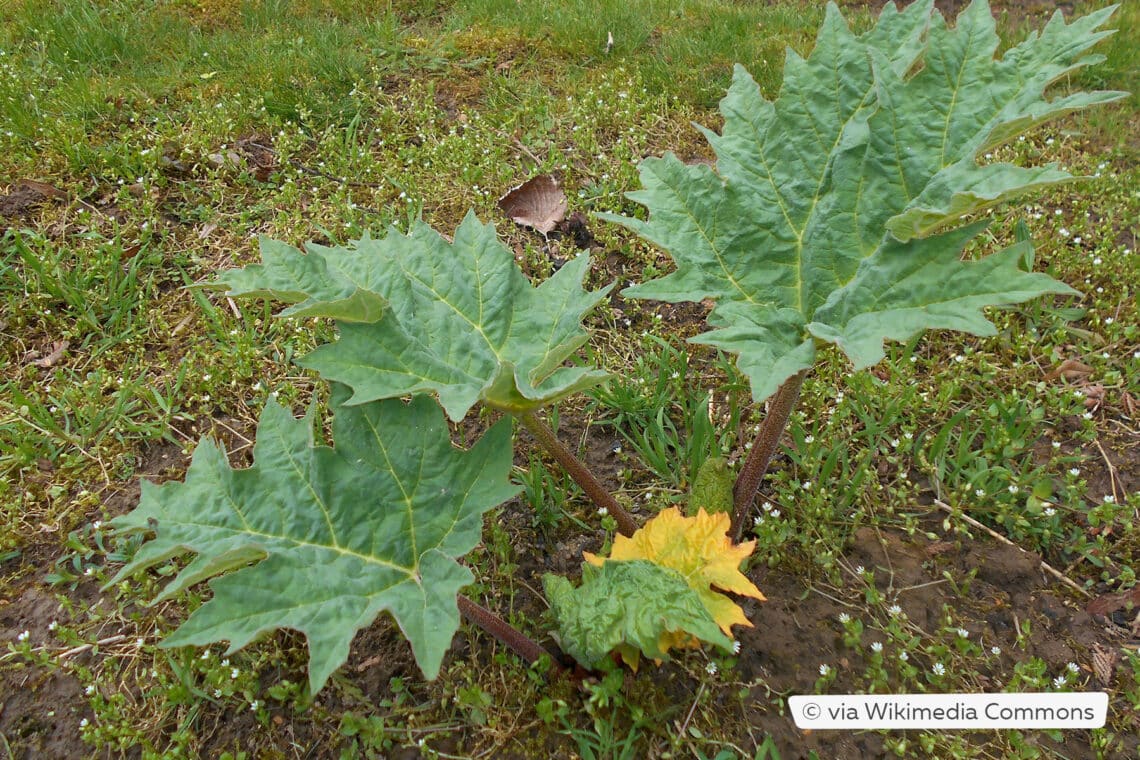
[543,560,734,670]
[213,212,613,420]
[108,394,520,692]
[604,0,1123,402]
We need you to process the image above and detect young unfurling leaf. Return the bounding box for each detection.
[548,508,762,670]
[544,561,732,670]
[688,456,734,516]
[586,507,765,637]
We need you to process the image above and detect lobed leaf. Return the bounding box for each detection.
[108,393,521,693]
[213,212,613,420]
[604,0,1122,402]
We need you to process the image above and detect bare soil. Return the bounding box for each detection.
[4,439,1138,758]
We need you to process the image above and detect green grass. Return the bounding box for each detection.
[1,0,1138,757]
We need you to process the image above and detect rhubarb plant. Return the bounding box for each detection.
[107,0,1122,693]
[110,210,744,688]
[602,0,1124,535]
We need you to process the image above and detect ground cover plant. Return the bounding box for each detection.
[1,0,1138,757]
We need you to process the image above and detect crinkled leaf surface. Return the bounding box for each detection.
[213,211,613,420]
[687,456,734,516]
[108,394,520,692]
[543,560,733,670]
[604,0,1122,402]
[586,507,765,637]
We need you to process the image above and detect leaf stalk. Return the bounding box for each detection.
[731,371,807,541]
[517,411,639,537]
[456,594,563,672]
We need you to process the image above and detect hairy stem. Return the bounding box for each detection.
[731,371,807,541]
[457,594,563,672]
[518,411,639,537]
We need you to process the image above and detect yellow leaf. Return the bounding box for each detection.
[586,507,765,637]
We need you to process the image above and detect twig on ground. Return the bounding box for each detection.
[934,499,1090,598]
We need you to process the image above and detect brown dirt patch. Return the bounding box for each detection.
[735,526,1138,759]
[0,180,67,220]
[0,587,92,759]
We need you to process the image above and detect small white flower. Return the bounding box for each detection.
[250,700,260,711]
[819,664,830,676]
[1043,507,1056,517]
[871,642,883,653]
[16,630,29,642]
[597,507,608,516]
[1008,485,1020,495]
[838,613,851,624]
[801,481,812,490]
[48,621,58,631]
[957,628,969,638]
[79,718,89,728]
[888,604,903,616]
[899,651,909,662]
[214,689,222,698]
[932,662,946,676]
[854,565,865,575]
[975,488,985,497]
[762,502,773,513]
[991,646,1002,655]
[136,638,145,648]
[1103,495,1115,504]
[1053,675,1066,688]
[1067,662,1080,674]
[706,661,718,676]
[732,640,741,655]
[1083,412,1094,420]
[85,684,95,696]
[804,435,815,444]
[1052,441,1062,449]
[230,668,240,679]
[770,509,780,518]
[1069,468,1080,476]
